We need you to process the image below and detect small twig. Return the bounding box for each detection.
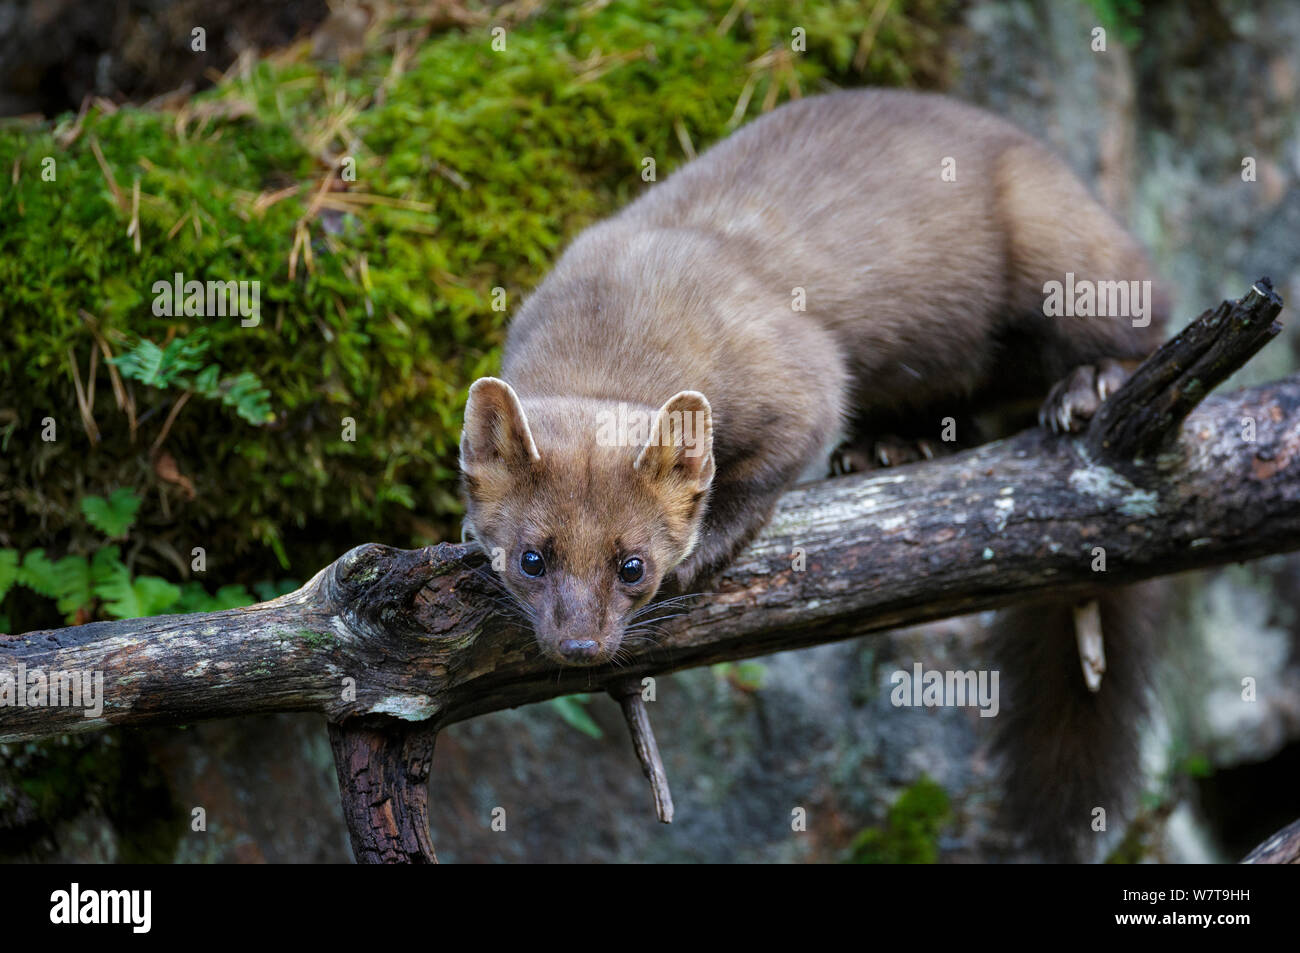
[54,94,92,148]
[86,345,98,415]
[78,311,127,415]
[1073,599,1105,692]
[127,177,141,254]
[149,390,192,457]
[673,117,696,161]
[853,0,895,73]
[65,347,100,445]
[608,678,674,823]
[88,137,128,214]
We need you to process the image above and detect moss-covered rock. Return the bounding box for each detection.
[845,776,952,863]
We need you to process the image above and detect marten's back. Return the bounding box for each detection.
[619,88,1021,326]
[506,89,1162,419]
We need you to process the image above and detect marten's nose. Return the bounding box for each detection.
[558,638,600,662]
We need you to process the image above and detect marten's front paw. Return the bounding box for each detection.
[830,435,942,474]
[1038,359,1129,434]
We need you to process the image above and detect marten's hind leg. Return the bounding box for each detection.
[994,142,1169,431]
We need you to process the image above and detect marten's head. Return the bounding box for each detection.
[459,378,714,666]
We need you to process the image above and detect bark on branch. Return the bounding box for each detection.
[2,280,1297,863]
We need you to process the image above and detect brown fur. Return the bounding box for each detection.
[460,88,1169,858]
[460,385,714,663]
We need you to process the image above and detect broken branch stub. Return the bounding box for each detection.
[328,718,439,864]
[609,678,674,824]
[1086,277,1284,464]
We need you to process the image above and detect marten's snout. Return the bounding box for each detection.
[533,575,626,665]
[557,638,601,662]
[541,629,614,666]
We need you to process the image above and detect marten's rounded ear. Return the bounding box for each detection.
[634,390,714,490]
[460,377,540,471]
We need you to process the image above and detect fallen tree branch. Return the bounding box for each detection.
[1,280,1296,863]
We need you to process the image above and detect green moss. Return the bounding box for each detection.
[0,0,955,630]
[1081,0,1145,46]
[297,628,335,650]
[844,776,951,863]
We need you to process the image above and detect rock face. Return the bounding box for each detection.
[3,0,1298,863]
[0,0,327,116]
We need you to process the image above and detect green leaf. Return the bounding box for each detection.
[50,555,93,618]
[111,333,209,389]
[712,660,767,691]
[0,549,19,603]
[207,584,256,610]
[80,488,142,539]
[734,661,767,691]
[91,546,134,616]
[90,547,178,619]
[219,371,274,425]
[17,550,59,598]
[110,338,166,386]
[131,576,183,617]
[13,550,92,615]
[175,581,255,613]
[377,483,416,509]
[193,364,222,398]
[550,694,603,739]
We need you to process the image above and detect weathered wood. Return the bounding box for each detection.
[328,719,439,864]
[609,678,674,823]
[3,375,1299,742]
[1087,277,1283,462]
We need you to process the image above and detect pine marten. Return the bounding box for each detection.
[459,89,1169,861]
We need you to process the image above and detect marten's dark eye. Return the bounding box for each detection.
[618,557,645,584]
[520,550,545,577]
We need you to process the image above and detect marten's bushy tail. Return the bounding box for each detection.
[989,581,1166,861]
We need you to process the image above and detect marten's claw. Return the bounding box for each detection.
[830,436,943,474]
[1038,359,1129,434]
